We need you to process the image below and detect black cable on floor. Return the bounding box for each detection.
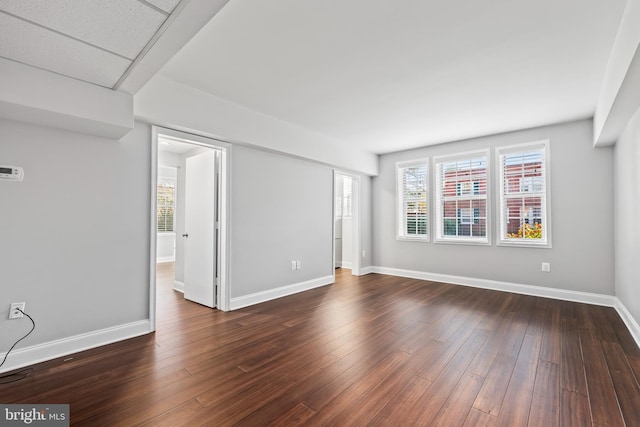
[0,308,36,384]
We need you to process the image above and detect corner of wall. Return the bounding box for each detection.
[614,297,640,349]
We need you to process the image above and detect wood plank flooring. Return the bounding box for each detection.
[1,264,639,426]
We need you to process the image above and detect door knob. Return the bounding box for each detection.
[182,233,189,238]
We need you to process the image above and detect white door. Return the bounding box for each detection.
[334,175,343,266]
[184,150,217,307]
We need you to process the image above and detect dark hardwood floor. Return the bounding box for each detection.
[1,264,640,426]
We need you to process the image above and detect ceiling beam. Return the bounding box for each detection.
[0,58,132,139]
[115,0,231,95]
[594,0,640,147]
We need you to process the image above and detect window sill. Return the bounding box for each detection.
[397,236,430,243]
[434,238,490,246]
[497,240,551,249]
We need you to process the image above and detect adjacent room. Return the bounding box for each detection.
[1,0,639,425]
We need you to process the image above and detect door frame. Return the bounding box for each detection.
[150,126,230,331]
[333,170,361,276]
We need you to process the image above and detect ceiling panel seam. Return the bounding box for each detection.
[0,10,135,61]
[136,0,170,17]
[113,0,190,90]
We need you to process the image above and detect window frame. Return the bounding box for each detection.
[496,140,552,248]
[396,159,430,242]
[433,150,491,245]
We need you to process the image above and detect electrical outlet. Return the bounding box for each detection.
[296,261,301,270]
[291,261,297,270]
[9,302,25,319]
[541,262,551,273]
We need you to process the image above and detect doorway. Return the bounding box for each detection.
[334,171,361,276]
[150,127,229,330]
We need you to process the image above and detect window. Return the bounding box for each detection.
[397,160,428,240]
[157,179,176,233]
[497,141,550,247]
[342,175,353,218]
[335,174,352,218]
[434,152,489,243]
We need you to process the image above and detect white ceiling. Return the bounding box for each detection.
[0,0,182,88]
[159,0,627,154]
[0,0,629,155]
[158,135,199,154]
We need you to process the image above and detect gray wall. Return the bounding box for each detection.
[614,107,640,325]
[0,118,151,350]
[0,116,371,361]
[373,119,614,295]
[229,145,334,298]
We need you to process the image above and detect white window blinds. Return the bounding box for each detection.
[397,160,428,240]
[498,141,550,246]
[157,180,176,233]
[435,152,489,243]
[343,175,353,218]
[335,175,353,218]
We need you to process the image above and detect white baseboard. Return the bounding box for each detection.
[370,266,640,348]
[156,256,175,263]
[3,272,637,375]
[370,266,617,307]
[340,261,353,269]
[230,275,334,310]
[0,320,152,374]
[358,266,374,275]
[173,280,184,293]
[614,298,640,349]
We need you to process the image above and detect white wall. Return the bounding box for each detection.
[373,119,614,295]
[158,152,181,167]
[614,106,640,326]
[135,75,379,176]
[156,234,175,262]
[229,145,334,301]
[0,118,151,368]
[342,218,353,268]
